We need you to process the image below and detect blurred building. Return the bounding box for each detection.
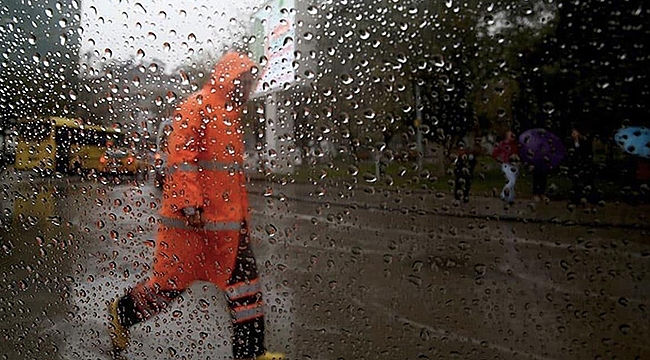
[0,0,82,122]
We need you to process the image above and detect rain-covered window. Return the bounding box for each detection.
[1,0,649,359]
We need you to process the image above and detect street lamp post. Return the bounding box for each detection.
[414,81,424,169]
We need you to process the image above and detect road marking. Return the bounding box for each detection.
[275,212,649,306]
[499,264,647,306]
[270,212,649,260]
[351,297,559,360]
[285,240,388,256]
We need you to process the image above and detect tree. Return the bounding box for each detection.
[515,0,649,137]
[308,0,558,155]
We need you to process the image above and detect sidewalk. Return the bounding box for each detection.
[247,175,650,229]
[2,167,647,230]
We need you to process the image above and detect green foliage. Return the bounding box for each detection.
[515,0,650,136]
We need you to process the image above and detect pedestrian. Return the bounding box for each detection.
[531,168,548,200]
[454,140,478,203]
[568,127,595,204]
[626,157,650,204]
[492,130,519,204]
[108,51,284,360]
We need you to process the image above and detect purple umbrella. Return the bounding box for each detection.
[518,128,567,172]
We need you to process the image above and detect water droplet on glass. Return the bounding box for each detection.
[199,299,210,309]
[412,261,424,272]
[166,91,177,103]
[135,2,147,13]
[474,264,487,277]
[48,216,61,226]
[177,72,188,87]
[432,54,445,67]
[407,275,423,286]
[363,173,377,183]
[359,29,370,40]
[265,224,277,237]
[619,324,630,335]
[542,102,555,114]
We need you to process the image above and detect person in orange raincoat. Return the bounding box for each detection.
[108,51,283,360]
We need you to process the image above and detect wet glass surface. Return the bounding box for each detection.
[1,1,649,359]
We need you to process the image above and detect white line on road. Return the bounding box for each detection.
[282,238,390,256]
[275,212,648,260]
[276,212,649,306]
[500,264,647,306]
[350,297,559,360]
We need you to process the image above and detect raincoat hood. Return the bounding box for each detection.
[204,51,257,97]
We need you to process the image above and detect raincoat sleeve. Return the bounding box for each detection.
[164,101,205,213]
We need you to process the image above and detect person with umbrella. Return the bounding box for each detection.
[615,126,650,159]
[492,130,519,204]
[568,127,596,204]
[614,126,650,203]
[518,128,567,200]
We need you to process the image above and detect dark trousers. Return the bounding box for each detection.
[570,171,595,204]
[454,175,472,201]
[115,235,265,359]
[532,171,547,196]
[454,159,475,202]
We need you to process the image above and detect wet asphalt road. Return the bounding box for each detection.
[0,172,649,360]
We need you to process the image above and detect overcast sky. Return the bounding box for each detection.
[80,0,264,73]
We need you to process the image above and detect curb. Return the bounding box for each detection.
[247,177,650,230]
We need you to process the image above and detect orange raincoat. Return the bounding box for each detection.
[147,51,257,298]
[114,53,269,359]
